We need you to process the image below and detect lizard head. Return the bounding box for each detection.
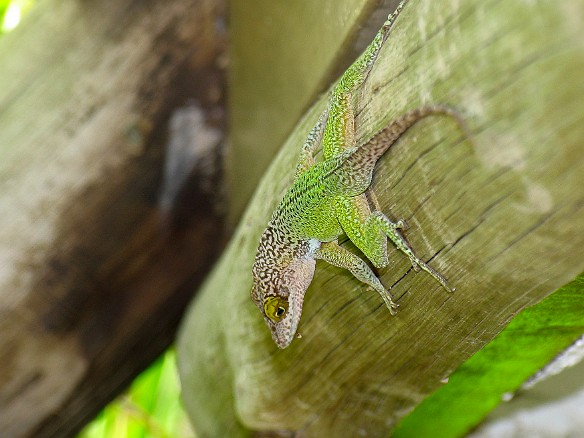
[251,231,317,348]
[251,256,316,348]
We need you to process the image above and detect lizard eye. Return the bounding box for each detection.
[263,296,289,322]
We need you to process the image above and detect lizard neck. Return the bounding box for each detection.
[255,221,319,273]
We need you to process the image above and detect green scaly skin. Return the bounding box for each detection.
[251,0,456,349]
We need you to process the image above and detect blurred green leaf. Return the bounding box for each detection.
[394,272,584,438]
[1,0,36,33]
[78,349,196,438]
[0,0,10,30]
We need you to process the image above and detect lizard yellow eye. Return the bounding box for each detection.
[263,296,289,322]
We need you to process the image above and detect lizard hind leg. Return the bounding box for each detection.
[366,189,408,232]
[335,195,454,292]
[295,108,329,178]
[335,194,399,270]
[370,212,455,293]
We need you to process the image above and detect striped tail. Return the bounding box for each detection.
[337,1,410,94]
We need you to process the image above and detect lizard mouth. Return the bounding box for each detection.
[270,299,302,349]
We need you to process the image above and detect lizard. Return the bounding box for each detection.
[251,0,460,349]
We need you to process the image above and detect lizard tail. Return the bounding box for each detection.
[336,1,410,95]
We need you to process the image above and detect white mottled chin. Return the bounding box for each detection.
[269,318,299,349]
[275,335,293,349]
[272,324,296,349]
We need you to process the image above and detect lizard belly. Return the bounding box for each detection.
[295,198,342,242]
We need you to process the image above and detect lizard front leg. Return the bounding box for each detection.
[316,240,399,315]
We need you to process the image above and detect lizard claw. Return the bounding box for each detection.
[411,258,421,272]
[396,219,409,230]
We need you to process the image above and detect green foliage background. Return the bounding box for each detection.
[0,0,34,32]
[394,273,584,437]
[77,350,195,438]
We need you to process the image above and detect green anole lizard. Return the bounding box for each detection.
[252,0,459,348]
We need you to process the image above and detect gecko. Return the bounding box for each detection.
[251,0,459,349]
